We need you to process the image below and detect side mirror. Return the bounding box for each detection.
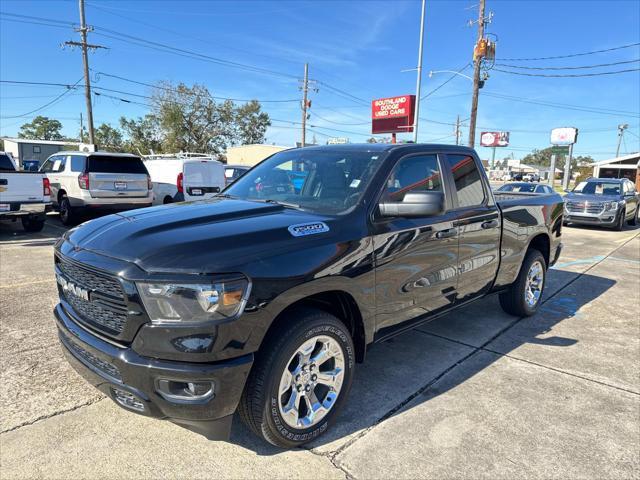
[379,191,444,218]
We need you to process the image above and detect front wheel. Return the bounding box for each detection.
[499,248,547,317]
[614,209,625,231]
[628,207,638,226]
[238,309,355,448]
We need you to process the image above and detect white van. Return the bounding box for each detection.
[144,155,226,205]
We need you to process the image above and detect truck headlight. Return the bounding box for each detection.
[137,277,250,324]
[603,201,619,211]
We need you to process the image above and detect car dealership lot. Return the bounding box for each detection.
[1,214,638,479]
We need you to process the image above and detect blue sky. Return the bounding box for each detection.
[1,0,639,161]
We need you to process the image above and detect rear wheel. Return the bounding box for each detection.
[21,215,45,232]
[499,248,546,317]
[238,309,355,448]
[59,196,76,226]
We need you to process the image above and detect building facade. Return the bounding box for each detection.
[225,144,289,167]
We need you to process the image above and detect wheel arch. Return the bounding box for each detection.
[527,232,550,268]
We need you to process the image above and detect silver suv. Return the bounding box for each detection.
[40,151,153,225]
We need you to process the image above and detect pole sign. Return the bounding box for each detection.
[550,127,578,145]
[550,145,570,155]
[371,95,416,134]
[480,131,510,147]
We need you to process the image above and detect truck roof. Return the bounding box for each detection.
[295,143,477,154]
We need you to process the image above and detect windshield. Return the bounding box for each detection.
[498,183,536,193]
[572,181,621,196]
[0,154,16,171]
[224,149,386,215]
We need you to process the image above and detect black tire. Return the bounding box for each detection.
[163,196,173,204]
[59,196,76,226]
[628,207,638,226]
[238,308,355,448]
[499,248,547,317]
[614,209,625,231]
[21,215,45,232]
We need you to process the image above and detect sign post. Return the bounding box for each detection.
[549,154,556,187]
[550,127,578,190]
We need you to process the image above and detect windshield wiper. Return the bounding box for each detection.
[216,193,237,199]
[263,199,301,209]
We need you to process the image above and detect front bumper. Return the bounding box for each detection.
[564,211,618,226]
[55,303,253,440]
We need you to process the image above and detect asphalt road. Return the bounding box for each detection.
[1,212,639,479]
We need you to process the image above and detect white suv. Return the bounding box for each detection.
[40,151,153,225]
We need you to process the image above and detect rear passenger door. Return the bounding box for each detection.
[373,153,460,332]
[444,153,500,302]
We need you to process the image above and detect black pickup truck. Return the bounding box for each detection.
[53,144,563,447]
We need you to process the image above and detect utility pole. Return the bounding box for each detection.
[468,0,486,148]
[64,0,105,146]
[79,112,84,142]
[455,115,462,145]
[300,63,309,147]
[413,0,426,143]
[616,123,628,157]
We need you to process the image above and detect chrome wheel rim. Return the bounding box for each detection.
[277,335,345,429]
[525,260,544,308]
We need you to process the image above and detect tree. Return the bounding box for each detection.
[234,100,271,145]
[522,147,594,171]
[95,123,124,152]
[120,115,163,155]
[18,116,63,140]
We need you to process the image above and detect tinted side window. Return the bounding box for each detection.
[445,154,485,208]
[71,155,86,172]
[383,154,442,202]
[87,155,147,174]
[0,154,15,171]
[55,155,68,173]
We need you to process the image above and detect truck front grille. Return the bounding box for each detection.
[565,201,604,214]
[56,255,129,336]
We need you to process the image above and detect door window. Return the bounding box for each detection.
[382,154,443,202]
[445,154,485,208]
[40,157,58,173]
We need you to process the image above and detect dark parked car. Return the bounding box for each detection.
[224,165,250,186]
[52,144,563,448]
[563,177,639,230]
[496,182,554,194]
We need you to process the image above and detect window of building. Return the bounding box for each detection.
[33,146,41,154]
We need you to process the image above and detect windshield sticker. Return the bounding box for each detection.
[288,222,330,237]
[350,179,361,188]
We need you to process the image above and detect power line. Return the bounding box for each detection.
[494,67,640,77]
[495,58,640,70]
[310,111,369,126]
[0,78,82,119]
[496,42,640,61]
[315,81,370,106]
[93,71,299,103]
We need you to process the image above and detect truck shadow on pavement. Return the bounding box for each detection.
[227,268,616,454]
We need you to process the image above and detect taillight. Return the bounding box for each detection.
[147,175,152,190]
[43,177,51,196]
[177,172,183,193]
[78,173,89,190]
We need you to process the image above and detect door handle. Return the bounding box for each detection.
[481,219,499,229]
[436,228,457,239]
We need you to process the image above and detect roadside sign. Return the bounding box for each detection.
[480,131,510,147]
[550,146,570,155]
[371,95,416,134]
[327,137,349,145]
[550,127,578,145]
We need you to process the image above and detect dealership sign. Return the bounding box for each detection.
[550,127,578,145]
[480,131,510,147]
[371,95,416,134]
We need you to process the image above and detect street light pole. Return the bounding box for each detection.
[413,0,426,143]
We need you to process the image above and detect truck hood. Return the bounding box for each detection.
[63,198,336,273]
[564,193,621,203]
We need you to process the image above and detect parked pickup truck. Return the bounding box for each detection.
[52,144,563,447]
[0,151,51,232]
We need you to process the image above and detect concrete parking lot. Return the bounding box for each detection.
[1,212,639,479]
